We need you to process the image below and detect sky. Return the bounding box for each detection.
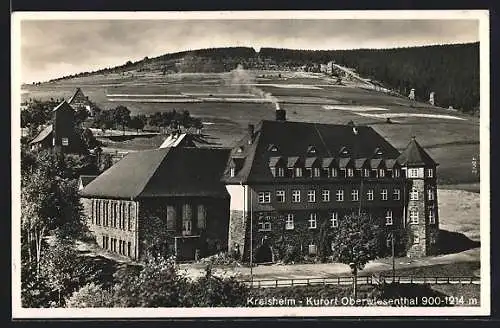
[19,19,480,83]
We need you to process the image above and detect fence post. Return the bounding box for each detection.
[291,279,294,286]
[447,277,450,284]
[307,279,310,286]
[276,280,278,288]
[470,277,473,284]
[338,277,340,285]
[410,276,413,284]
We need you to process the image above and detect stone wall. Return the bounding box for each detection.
[81,197,139,260]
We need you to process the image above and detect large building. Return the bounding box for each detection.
[79,147,231,261]
[222,108,439,262]
[28,100,84,154]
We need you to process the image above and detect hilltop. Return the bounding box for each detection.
[35,43,479,114]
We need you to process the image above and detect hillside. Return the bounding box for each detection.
[40,43,479,114]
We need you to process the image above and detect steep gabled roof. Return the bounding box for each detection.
[80,147,230,199]
[397,137,437,166]
[52,100,74,112]
[68,88,87,104]
[29,125,53,144]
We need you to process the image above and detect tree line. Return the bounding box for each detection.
[93,106,203,134]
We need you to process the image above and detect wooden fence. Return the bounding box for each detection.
[242,275,480,288]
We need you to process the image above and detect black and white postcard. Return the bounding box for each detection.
[11,10,490,317]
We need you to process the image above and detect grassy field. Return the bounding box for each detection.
[21,69,480,186]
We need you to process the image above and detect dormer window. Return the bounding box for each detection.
[268,144,278,152]
[374,147,383,157]
[339,146,349,156]
[307,146,317,155]
[363,168,370,177]
[379,169,385,178]
[230,168,235,177]
[277,167,285,177]
[347,168,354,177]
[237,147,244,153]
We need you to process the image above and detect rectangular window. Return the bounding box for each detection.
[102,236,105,248]
[292,190,301,203]
[62,137,69,146]
[128,203,132,231]
[336,189,344,202]
[91,200,95,225]
[386,235,393,248]
[258,191,271,203]
[277,167,285,177]
[258,218,272,232]
[413,235,420,244]
[427,168,434,178]
[331,168,338,177]
[385,210,393,225]
[381,189,388,201]
[408,168,419,178]
[323,168,330,177]
[183,220,192,235]
[379,169,385,178]
[295,168,303,177]
[313,168,321,177]
[276,190,286,203]
[393,189,401,200]
[367,189,374,201]
[308,244,317,255]
[393,169,400,178]
[347,168,354,177]
[308,213,317,229]
[270,167,276,177]
[127,242,131,257]
[330,212,338,228]
[429,208,436,224]
[230,167,236,177]
[307,190,316,202]
[410,188,419,201]
[351,189,359,201]
[119,240,122,255]
[410,208,419,224]
[322,189,330,202]
[427,188,435,201]
[363,168,370,177]
[285,214,294,230]
[306,168,313,178]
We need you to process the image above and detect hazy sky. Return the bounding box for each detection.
[19,19,479,83]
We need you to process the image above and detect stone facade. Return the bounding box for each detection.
[405,166,439,257]
[82,197,140,259]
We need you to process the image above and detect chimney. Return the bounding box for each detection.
[275,103,286,121]
[247,124,255,144]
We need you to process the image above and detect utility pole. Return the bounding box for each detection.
[250,186,253,287]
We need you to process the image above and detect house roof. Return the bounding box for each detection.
[80,147,230,199]
[29,125,53,144]
[268,156,283,167]
[52,100,74,112]
[370,158,384,168]
[397,137,437,166]
[79,175,97,187]
[338,158,352,168]
[322,157,335,168]
[68,88,87,104]
[354,158,368,169]
[223,119,401,183]
[304,157,319,167]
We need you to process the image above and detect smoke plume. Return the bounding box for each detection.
[228,64,279,108]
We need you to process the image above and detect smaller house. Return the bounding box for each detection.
[29,101,85,154]
[68,88,96,116]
